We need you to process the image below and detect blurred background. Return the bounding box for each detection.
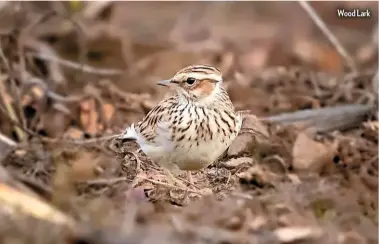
[0,2,377,243]
[0,1,377,137]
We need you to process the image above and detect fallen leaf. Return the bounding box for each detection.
[227,134,257,157]
[237,165,276,188]
[274,226,323,243]
[64,127,83,139]
[292,132,335,172]
[240,114,269,141]
[102,103,115,124]
[223,157,254,168]
[293,40,343,74]
[80,98,99,134]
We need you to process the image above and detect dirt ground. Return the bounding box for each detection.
[0,2,377,244]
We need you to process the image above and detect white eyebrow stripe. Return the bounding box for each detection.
[175,72,222,82]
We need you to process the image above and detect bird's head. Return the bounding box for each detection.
[157,65,224,105]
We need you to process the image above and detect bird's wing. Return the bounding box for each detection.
[133,96,178,147]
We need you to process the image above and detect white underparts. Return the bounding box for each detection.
[120,123,138,140]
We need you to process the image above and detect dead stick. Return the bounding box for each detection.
[28,52,122,76]
[262,104,373,133]
[298,1,358,72]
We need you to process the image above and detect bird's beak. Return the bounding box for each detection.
[156,79,172,87]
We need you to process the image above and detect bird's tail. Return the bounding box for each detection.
[118,124,138,141]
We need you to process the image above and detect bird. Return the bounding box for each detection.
[118,64,243,188]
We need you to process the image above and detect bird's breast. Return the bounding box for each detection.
[169,105,240,170]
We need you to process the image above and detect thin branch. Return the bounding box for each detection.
[0,132,17,164]
[0,103,37,137]
[137,176,201,195]
[0,101,119,145]
[79,176,128,186]
[0,77,25,141]
[262,104,374,133]
[0,40,27,140]
[28,52,123,76]
[298,1,358,72]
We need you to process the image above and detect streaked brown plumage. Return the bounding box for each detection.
[120,64,242,185]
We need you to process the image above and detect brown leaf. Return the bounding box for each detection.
[227,115,268,157]
[292,132,336,172]
[102,103,115,124]
[227,133,256,157]
[293,41,343,74]
[223,157,254,169]
[64,127,83,139]
[237,165,276,188]
[241,114,269,141]
[80,98,99,134]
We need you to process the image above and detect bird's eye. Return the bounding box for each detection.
[186,77,196,85]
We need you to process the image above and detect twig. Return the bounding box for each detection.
[1,102,119,145]
[28,52,123,76]
[11,173,53,200]
[38,134,119,146]
[17,10,88,84]
[262,104,374,133]
[0,132,17,164]
[137,176,201,195]
[13,66,84,103]
[0,41,27,140]
[18,11,57,82]
[0,76,25,140]
[124,151,141,172]
[80,176,128,186]
[24,38,66,85]
[298,1,358,72]
[0,103,37,137]
[0,183,75,227]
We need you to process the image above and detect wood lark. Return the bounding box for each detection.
[119,65,243,187]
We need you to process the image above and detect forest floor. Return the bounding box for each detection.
[0,2,377,244]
